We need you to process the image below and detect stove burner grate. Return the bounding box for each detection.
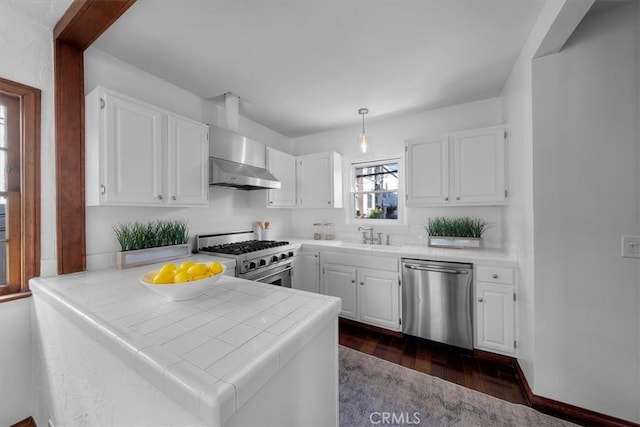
[201,240,290,255]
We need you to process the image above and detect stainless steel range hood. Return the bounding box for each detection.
[209,127,281,190]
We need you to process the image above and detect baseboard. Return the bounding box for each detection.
[515,361,639,427]
[338,318,403,337]
[11,416,36,427]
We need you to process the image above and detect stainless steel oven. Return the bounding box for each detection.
[239,259,293,288]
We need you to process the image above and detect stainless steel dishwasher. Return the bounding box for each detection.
[401,259,473,349]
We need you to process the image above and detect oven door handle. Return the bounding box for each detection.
[254,265,292,283]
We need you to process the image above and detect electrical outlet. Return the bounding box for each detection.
[621,236,640,258]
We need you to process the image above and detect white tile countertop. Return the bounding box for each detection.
[29,257,341,425]
[291,239,519,267]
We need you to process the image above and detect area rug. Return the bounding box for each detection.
[339,346,578,426]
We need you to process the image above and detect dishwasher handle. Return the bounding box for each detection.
[403,263,470,275]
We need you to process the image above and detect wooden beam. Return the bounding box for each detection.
[54,0,136,274]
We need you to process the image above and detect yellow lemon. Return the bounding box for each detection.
[159,262,176,274]
[173,267,186,275]
[152,270,174,285]
[180,261,195,270]
[187,263,208,277]
[208,262,223,275]
[174,271,192,283]
[193,274,208,281]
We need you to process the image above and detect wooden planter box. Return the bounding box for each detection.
[116,244,190,269]
[428,236,482,249]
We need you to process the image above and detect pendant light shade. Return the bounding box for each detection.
[358,108,369,153]
[224,92,240,130]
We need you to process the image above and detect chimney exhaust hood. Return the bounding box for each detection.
[209,127,281,191]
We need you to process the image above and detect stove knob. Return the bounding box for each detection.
[249,261,257,270]
[288,251,294,258]
[271,255,279,263]
[280,253,287,260]
[259,259,267,267]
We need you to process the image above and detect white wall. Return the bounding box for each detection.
[83,48,295,270]
[532,2,639,422]
[290,98,505,246]
[0,3,55,424]
[500,0,568,389]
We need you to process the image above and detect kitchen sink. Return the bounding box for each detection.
[337,242,402,252]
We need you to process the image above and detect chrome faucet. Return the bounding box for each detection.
[357,226,374,244]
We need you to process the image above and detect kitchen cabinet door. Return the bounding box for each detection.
[297,152,343,208]
[452,127,506,204]
[322,263,357,319]
[88,90,164,205]
[167,115,209,206]
[266,147,297,208]
[475,282,515,355]
[358,268,401,331]
[292,250,320,293]
[405,137,449,206]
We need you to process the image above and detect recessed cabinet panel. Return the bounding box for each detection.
[406,137,449,205]
[104,92,163,205]
[168,116,208,205]
[358,268,400,330]
[322,263,357,319]
[292,250,320,293]
[267,147,297,208]
[297,152,343,208]
[453,128,505,203]
[476,282,515,355]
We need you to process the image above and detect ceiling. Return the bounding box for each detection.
[3,0,72,29]
[14,0,547,138]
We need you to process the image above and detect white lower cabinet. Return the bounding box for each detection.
[291,250,320,294]
[357,268,401,331]
[321,253,401,331]
[323,264,358,319]
[474,265,517,356]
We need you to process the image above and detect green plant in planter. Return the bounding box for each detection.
[423,217,489,238]
[113,219,189,252]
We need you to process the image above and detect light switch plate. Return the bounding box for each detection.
[621,236,640,258]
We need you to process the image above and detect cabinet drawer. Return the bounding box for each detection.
[476,266,514,285]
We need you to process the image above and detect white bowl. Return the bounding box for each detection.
[140,265,226,301]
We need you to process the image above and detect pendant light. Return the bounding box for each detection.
[358,108,369,153]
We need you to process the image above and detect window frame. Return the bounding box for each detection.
[0,78,41,302]
[349,156,404,226]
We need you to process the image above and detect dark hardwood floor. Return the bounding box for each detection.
[338,319,528,405]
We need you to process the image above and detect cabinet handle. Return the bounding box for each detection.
[351,279,355,283]
[444,197,448,201]
[360,282,364,286]
[157,195,163,200]
[171,196,176,201]
[492,274,499,279]
[269,201,273,204]
[478,298,483,302]
[327,201,331,205]
[100,184,106,195]
[456,196,461,200]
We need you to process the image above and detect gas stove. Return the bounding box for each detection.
[196,231,297,276]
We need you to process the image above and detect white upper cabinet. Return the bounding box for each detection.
[406,136,449,205]
[167,115,209,206]
[266,147,297,208]
[86,87,208,207]
[452,127,506,204]
[406,126,506,206]
[296,152,343,208]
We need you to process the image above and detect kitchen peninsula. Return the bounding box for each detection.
[30,257,341,427]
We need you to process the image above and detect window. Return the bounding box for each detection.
[0,78,40,300]
[352,159,401,223]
